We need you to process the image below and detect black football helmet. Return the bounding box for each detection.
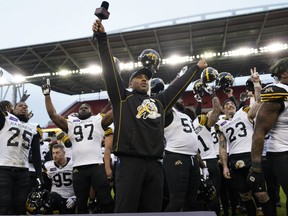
[245,77,262,93]
[192,79,206,97]
[26,188,51,214]
[150,78,165,96]
[201,67,219,84]
[138,49,161,73]
[216,72,234,92]
[197,177,217,202]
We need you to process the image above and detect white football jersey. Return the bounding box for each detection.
[67,114,104,167]
[192,115,217,159]
[216,107,253,155]
[164,109,199,155]
[261,83,288,152]
[0,113,37,168]
[44,158,74,198]
[211,126,220,155]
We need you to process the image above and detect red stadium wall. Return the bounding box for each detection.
[182,86,246,109]
[45,86,246,129]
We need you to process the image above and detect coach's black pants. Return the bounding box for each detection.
[114,156,164,213]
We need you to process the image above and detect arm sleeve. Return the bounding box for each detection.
[96,33,127,105]
[0,109,6,130]
[195,101,202,116]
[31,133,42,178]
[159,64,201,111]
[42,166,52,191]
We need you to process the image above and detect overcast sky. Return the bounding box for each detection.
[0,0,287,126]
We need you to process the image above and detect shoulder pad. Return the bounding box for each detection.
[104,127,113,136]
[242,105,250,113]
[197,114,208,126]
[261,85,288,102]
[36,126,43,137]
[214,124,220,132]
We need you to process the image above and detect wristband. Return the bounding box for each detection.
[252,161,262,172]
[253,82,261,87]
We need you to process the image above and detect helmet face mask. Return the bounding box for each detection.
[192,79,206,97]
[216,72,234,92]
[201,67,219,84]
[138,49,161,73]
[26,189,51,214]
[197,177,217,202]
[150,78,165,96]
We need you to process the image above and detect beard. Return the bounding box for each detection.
[78,112,92,120]
[14,114,29,122]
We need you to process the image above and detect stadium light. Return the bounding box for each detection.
[0,77,8,85]
[11,74,26,84]
[20,42,288,82]
[260,43,288,53]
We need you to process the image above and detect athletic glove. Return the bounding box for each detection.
[194,94,202,103]
[66,195,76,209]
[247,168,266,192]
[202,167,209,180]
[240,92,249,102]
[35,177,45,191]
[42,79,51,96]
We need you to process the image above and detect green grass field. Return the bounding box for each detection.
[277,187,286,216]
[221,187,286,216]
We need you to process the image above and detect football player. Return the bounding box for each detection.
[250,57,288,215]
[192,88,222,215]
[42,80,114,213]
[216,68,276,216]
[44,143,75,214]
[0,101,42,215]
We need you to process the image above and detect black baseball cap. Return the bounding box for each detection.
[129,67,153,83]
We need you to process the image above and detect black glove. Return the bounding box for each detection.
[247,169,266,192]
[35,177,45,191]
[42,79,51,96]
[240,92,249,102]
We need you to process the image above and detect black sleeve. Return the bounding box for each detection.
[42,167,52,191]
[44,151,52,162]
[31,134,42,178]
[158,64,201,111]
[0,110,6,130]
[96,33,127,105]
[164,109,174,127]
[195,101,202,116]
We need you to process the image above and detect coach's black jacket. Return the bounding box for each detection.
[96,33,201,159]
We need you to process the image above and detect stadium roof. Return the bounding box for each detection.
[0,4,288,95]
